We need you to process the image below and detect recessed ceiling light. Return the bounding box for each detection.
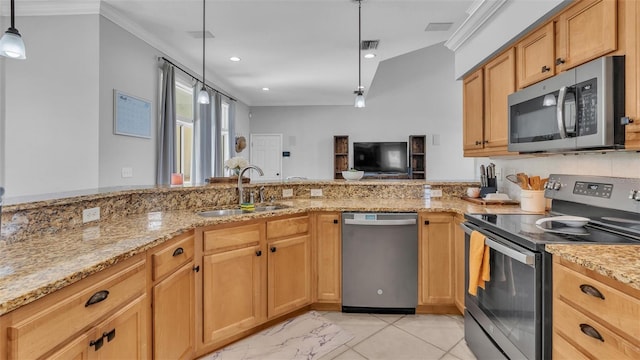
[229,56,241,62]
[364,53,376,59]
[262,87,270,91]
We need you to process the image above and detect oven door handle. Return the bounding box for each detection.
[461,223,536,266]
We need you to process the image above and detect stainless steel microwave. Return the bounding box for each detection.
[508,56,625,153]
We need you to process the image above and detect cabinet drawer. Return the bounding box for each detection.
[554,299,640,360]
[267,215,309,240]
[7,258,146,359]
[552,330,589,360]
[554,264,640,339]
[152,233,194,280]
[203,222,263,252]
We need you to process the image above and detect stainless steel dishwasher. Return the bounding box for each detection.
[342,212,418,314]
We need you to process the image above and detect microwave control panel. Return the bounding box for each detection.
[576,78,598,136]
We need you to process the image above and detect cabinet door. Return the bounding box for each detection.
[517,22,555,88]
[94,295,147,360]
[556,0,617,71]
[624,0,640,149]
[153,263,195,360]
[453,215,465,314]
[463,68,484,151]
[202,245,264,344]
[418,213,454,305]
[47,332,93,360]
[314,213,341,303]
[268,235,311,318]
[484,48,515,150]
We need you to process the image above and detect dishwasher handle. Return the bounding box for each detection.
[344,218,417,226]
[460,222,536,267]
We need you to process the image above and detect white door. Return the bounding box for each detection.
[250,134,282,181]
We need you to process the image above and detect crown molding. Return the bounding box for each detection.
[0,1,100,16]
[444,0,508,52]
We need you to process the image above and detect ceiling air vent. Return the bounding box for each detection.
[361,40,379,50]
[187,30,215,39]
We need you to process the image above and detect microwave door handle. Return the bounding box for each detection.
[556,86,569,139]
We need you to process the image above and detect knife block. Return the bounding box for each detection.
[480,178,497,197]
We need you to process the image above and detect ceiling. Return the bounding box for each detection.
[4,0,474,106]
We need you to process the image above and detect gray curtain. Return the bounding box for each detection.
[193,85,212,184]
[213,93,224,176]
[228,100,236,158]
[156,62,176,185]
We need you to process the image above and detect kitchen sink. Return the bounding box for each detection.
[197,204,290,217]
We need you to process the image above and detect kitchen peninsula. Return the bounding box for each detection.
[0,180,638,359]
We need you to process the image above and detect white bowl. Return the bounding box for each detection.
[342,170,364,181]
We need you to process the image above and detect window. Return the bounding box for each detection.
[175,80,194,184]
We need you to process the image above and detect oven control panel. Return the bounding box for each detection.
[573,181,613,198]
[545,174,640,211]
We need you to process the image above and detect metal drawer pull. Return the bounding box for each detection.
[270,246,277,253]
[256,250,262,256]
[85,290,109,307]
[580,323,604,342]
[172,247,184,257]
[580,284,605,300]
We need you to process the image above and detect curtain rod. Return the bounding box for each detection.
[160,56,236,102]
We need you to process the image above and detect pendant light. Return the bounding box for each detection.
[0,0,26,59]
[353,0,365,108]
[197,0,210,104]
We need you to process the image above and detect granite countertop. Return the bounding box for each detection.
[2,196,637,316]
[545,244,640,291]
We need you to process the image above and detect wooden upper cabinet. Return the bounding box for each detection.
[463,68,484,152]
[556,0,617,71]
[517,22,555,88]
[484,48,515,149]
[623,0,640,149]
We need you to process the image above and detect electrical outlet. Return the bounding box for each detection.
[121,167,133,178]
[282,189,294,198]
[82,207,100,223]
[310,189,323,197]
[431,189,443,197]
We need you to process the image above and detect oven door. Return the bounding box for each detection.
[462,222,543,360]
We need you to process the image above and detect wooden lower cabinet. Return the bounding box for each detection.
[417,212,456,313]
[267,235,311,318]
[201,243,265,345]
[313,212,341,304]
[453,214,465,314]
[552,255,640,359]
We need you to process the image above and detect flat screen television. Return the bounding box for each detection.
[353,142,408,173]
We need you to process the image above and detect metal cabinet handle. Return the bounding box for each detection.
[172,247,184,257]
[192,265,200,272]
[424,220,430,225]
[85,290,109,307]
[541,65,551,73]
[555,58,565,65]
[270,246,277,253]
[103,329,116,342]
[475,141,482,146]
[580,284,605,300]
[90,337,104,351]
[333,219,338,224]
[256,250,262,256]
[580,323,604,342]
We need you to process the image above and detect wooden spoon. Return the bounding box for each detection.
[530,176,541,190]
[517,173,530,189]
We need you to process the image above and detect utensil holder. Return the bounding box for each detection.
[521,189,545,212]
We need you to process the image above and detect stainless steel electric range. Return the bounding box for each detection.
[462,174,640,360]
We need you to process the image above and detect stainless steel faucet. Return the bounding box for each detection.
[238,165,264,205]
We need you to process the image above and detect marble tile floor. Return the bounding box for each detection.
[317,312,477,360]
[209,311,477,360]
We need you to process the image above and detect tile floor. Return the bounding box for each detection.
[317,312,477,360]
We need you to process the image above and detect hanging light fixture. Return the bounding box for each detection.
[197,0,210,104]
[0,0,26,59]
[353,0,365,108]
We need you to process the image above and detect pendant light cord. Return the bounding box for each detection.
[358,0,362,93]
[202,0,206,89]
[9,0,16,31]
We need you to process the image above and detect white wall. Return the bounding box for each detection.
[98,17,160,187]
[3,15,100,197]
[250,43,476,180]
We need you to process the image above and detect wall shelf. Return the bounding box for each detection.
[333,135,349,179]
[409,135,426,179]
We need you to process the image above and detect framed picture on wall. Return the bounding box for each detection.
[113,89,152,139]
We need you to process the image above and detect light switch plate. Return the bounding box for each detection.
[282,189,294,198]
[83,207,100,223]
[121,167,133,178]
[310,189,323,197]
